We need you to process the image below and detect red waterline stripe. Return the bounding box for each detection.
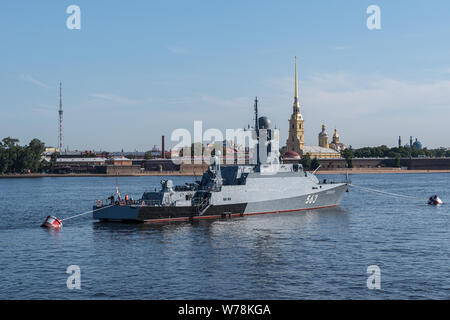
[142,204,339,223]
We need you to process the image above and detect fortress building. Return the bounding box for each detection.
[284,57,343,159]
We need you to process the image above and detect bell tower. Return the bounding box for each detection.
[332,128,340,145]
[286,56,304,154]
[318,124,329,148]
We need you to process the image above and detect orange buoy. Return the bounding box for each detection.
[41,215,63,229]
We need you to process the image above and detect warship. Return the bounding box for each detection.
[93,98,349,223]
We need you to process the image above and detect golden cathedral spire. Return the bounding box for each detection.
[293,56,300,113]
[286,56,304,154]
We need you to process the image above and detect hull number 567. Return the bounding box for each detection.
[305,194,318,204]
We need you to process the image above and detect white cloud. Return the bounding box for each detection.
[303,74,450,117]
[167,46,190,55]
[31,106,54,117]
[19,74,50,88]
[89,93,146,106]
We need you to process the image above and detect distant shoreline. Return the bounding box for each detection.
[316,169,450,174]
[1,169,450,178]
[0,171,194,178]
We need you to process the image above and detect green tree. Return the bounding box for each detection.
[310,158,320,170]
[0,137,45,173]
[2,137,20,173]
[50,152,60,169]
[342,148,354,168]
[301,153,311,170]
[81,152,96,158]
[0,144,7,174]
[144,151,152,160]
[394,153,401,167]
[27,138,45,172]
[16,147,32,172]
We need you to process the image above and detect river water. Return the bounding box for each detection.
[0,173,449,299]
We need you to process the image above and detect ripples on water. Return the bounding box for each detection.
[0,174,449,299]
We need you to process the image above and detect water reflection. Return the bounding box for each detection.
[89,206,350,276]
[41,226,63,238]
[90,206,350,237]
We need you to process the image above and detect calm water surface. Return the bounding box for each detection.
[0,173,449,299]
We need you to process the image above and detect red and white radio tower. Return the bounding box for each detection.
[58,82,63,152]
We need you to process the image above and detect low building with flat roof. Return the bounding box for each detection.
[106,157,132,166]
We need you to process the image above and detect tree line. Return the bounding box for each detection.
[0,137,45,174]
[339,145,450,168]
[300,153,320,170]
[349,145,450,159]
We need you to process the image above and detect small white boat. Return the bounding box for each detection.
[428,195,443,205]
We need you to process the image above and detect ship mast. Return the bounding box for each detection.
[58,82,63,152]
[254,97,260,167]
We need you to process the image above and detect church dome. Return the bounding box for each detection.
[319,124,328,137]
[412,139,422,149]
[333,128,339,139]
[284,151,300,159]
[258,116,271,129]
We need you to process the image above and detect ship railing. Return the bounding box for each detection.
[140,200,162,206]
[94,199,118,208]
[95,199,163,207]
[197,186,221,192]
[319,178,351,185]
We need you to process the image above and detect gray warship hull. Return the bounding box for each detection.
[93,178,348,223]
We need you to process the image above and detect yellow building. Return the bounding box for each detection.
[44,146,59,153]
[284,57,341,159]
[106,156,133,166]
[302,146,340,159]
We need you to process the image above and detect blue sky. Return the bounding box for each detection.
[1,0,450,151]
